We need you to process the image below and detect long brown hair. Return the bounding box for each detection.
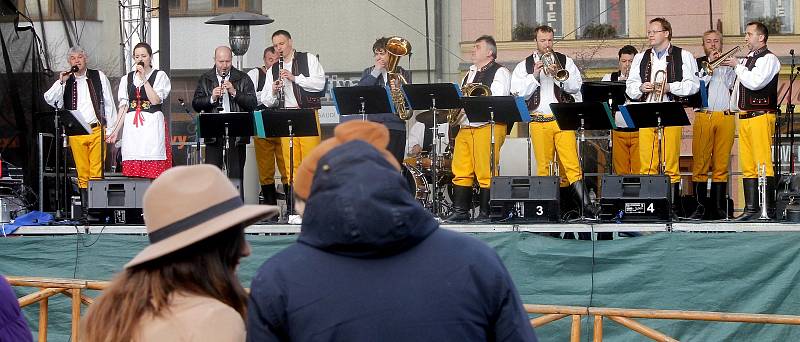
[81,226,249,342]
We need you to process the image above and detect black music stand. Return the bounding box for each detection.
[198,112,254,183]
[255,108,319,217]
[551,102,615,220]
[463,96,528,178]
[582,81,627,174]
[37,109,92,218]
[332,86,394,120]
[620,102,689,218]
[402,83,462,218]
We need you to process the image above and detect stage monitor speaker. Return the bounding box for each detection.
[490,176,560,222]
[599,175,670,222]
[87,178,152,224]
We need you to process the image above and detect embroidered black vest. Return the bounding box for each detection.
[63,69,105,124]
[271,51,326,109]
[638,46,691,106]
[463,61,502,88]
[524,51,575,111]
[739,47,779,111]
[126,70,162,113]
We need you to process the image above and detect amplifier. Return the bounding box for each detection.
[490,176,560,222]
[87,178,151,224]
[600,175,670,222]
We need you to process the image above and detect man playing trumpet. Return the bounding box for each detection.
[626,17,699,219]
[602,45,639,175]
[719,22,781,221]
[687,30,737,220]
[510,25,590,217]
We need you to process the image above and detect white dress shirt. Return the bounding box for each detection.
[458,63,511,127]
[510,53,583,115]
[43,70,117,135]
[626,45,699,101]
[698,64,736,111]
[262,52,326,108]
[730,50,781,112]
[248,67,269,107]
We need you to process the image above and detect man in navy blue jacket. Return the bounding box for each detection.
[341,37,412,164]
[246,121,537,342]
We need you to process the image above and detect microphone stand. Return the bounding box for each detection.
[177,98,197,165]
[776,51,799,175]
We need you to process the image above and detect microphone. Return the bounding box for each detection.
[69,65,79,73]
[137,61,145,67]
[791,49,795,56]
[177,98,192,115]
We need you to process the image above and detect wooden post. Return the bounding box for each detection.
[531,313,569,327]
[593,315,603,342]
[38,288,48,342]
[71,288,81,342]
[571,314,582,342]
[607,315,678,342]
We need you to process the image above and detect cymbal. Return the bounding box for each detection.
[415,109,450,125]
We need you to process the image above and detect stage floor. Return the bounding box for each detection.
[9,221,800,235]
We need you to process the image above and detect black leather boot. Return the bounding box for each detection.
[446,185,472,222]
[671,182,682,221]
[571,180,595,219]
[79,188,89,222]
[710,182,729,220]
[735,178,760,221]
[687,182,707,220]
[261,184,277,205]
[476,188,491,221]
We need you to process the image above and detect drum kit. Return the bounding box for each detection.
[403,152,454,214]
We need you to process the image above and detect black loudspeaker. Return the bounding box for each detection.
[600,175,670,222]
[490,176,560,222]
[87,178,152,224]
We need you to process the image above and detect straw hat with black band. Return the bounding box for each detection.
[125,164,279,268]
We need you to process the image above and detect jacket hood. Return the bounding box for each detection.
[298,140,438,258]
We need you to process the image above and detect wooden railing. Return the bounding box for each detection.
[525,304,800,341]
[7,276,110,342]
[8,276,800,342]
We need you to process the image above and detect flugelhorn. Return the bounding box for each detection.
[646,70,668,103]
[539,48,569,82]
[701,43,747,76]
[385,36,412,120]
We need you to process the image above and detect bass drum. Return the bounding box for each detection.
[403,162,430,206]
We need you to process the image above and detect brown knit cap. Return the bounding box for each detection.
[293,120,401,200]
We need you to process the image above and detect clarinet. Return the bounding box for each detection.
[277,53,285,108]
[216,70,228,112]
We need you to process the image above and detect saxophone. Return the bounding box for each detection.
[385,36,412,120]
[447,83,491,126]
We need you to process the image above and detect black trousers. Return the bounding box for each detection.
[387,129,406,165]
[205,138,246,181]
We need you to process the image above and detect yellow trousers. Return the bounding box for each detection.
[529,120,582,185]
[280,111,321,183]
[639,126,682,183]
[254,137,287,185]
[612,130,640,175]
[738,113,775,178]
[691,111,735,182]
[69,125,105,189]
[451,124,507,188]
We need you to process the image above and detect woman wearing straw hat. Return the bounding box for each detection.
[81,164,278,341]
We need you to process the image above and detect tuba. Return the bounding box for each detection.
[448,83,491,126]
[701,43,747,76]
[385,36,412,120]
[646,70,668,102]
[539,48,569,82]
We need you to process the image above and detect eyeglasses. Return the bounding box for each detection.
[647,30,667,36]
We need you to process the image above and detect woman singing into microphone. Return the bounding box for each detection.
[106,42,173,178]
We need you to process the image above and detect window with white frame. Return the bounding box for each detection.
[741,0,793,34]
[512,0,564,39]
[576,0,627,39]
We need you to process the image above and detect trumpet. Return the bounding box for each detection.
[447,82,491,126]
[385,36,412,120]
[701,44,747,76]
[646,70,668,103]
[538,48,569,82]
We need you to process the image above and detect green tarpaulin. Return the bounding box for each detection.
[2,232,800,341]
